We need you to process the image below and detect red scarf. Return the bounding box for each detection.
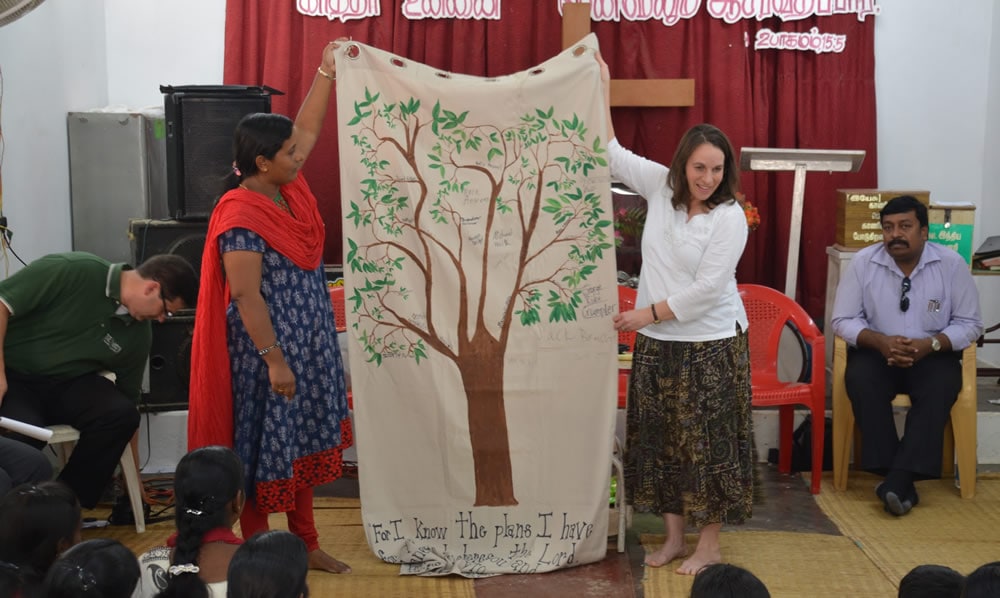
[166,526,244,547]
[188,175,325,449]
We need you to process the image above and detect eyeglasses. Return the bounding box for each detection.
[899,276,911,312]
[159,291,174,319]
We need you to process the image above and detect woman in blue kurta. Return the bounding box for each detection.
[189,40,352,574]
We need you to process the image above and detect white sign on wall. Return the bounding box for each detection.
[297,0,880,53]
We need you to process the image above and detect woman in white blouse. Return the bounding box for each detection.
[599,53,754,576]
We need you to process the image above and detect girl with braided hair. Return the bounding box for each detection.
[135,446,244,598]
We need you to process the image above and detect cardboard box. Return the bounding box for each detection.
[928,203,976,265]
[835,190,931,248]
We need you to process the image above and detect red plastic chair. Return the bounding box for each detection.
[738,283,826,495]
[617,286,637,409]
[612,285,637,551]
[328,285,347,332]
[328,284,352,408]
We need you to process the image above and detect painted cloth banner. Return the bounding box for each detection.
[335,34,618,576]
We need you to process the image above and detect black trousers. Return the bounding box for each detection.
[844,347,962,480]
[0,369,140,508]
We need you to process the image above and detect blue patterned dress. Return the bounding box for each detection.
[220,228,351,513]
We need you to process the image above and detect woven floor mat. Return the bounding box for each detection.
[639,529,895,598]
[814,471,1000,585]
[84,499,474,598]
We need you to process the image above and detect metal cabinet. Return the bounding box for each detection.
[68,110,168,264]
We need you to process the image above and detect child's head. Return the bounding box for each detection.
[962,561,1000,598]
[227,530,309,598]
[690,563,770,598]
[172,445,245,534]
[156,446,244,598]
[42,539,140,598]
[0,481,82,594]
[898,564,964,598]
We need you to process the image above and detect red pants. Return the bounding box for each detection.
[239,486,319,551]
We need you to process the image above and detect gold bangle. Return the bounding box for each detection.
[650,304,660,324]
[317,66,336,81]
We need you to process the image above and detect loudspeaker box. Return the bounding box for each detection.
[129,218,207,277]
[160,85,282,220]
[130,218,207,412]
[143,314,195,413]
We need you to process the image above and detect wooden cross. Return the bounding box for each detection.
[562,3,694,107]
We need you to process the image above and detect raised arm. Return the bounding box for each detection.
[595,51,614,141]
[292,39,347,163]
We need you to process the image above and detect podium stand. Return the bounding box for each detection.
[740,148,865,297]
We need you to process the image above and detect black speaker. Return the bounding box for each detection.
[139,316,194,412]
[129,218,208,412]
[129,218,208,278]
[160,85,283,220]
[143,314,195,413]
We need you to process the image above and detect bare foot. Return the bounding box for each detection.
[308,548,351,574]
[675,547,721,575]
[644,541,687,568]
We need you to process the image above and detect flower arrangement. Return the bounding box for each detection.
[737,192,761,232]
[613,205,647,247]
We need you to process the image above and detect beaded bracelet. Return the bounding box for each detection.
[257,343,281,356]
[317,66,336,81]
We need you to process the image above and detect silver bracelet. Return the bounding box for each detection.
[257,343,280,356]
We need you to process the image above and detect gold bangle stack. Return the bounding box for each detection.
[317,66,336,81]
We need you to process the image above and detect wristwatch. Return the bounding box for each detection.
[930,336,942,352]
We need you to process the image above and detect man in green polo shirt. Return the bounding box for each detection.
[0,251,198,508]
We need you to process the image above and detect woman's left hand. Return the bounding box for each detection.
[613,308,654,332]
[595,51,611,87]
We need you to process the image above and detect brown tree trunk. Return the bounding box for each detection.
[458,354,518,506]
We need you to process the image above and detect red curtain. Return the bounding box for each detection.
[223,3,876,319]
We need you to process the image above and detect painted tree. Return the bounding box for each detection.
[344,88,611,506]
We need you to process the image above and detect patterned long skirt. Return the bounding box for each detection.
[623,329,754,529]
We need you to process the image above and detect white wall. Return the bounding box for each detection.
[0,0,997,363]
[875,0,999,366]
[0,0,224,271]
[0,0,107,267]
[982,2,1000,365]
[104,0,226,109]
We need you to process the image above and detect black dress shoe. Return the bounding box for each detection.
[875,482,887,501]
[883,491,913,516]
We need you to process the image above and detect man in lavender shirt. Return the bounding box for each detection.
[832,195,982,516]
